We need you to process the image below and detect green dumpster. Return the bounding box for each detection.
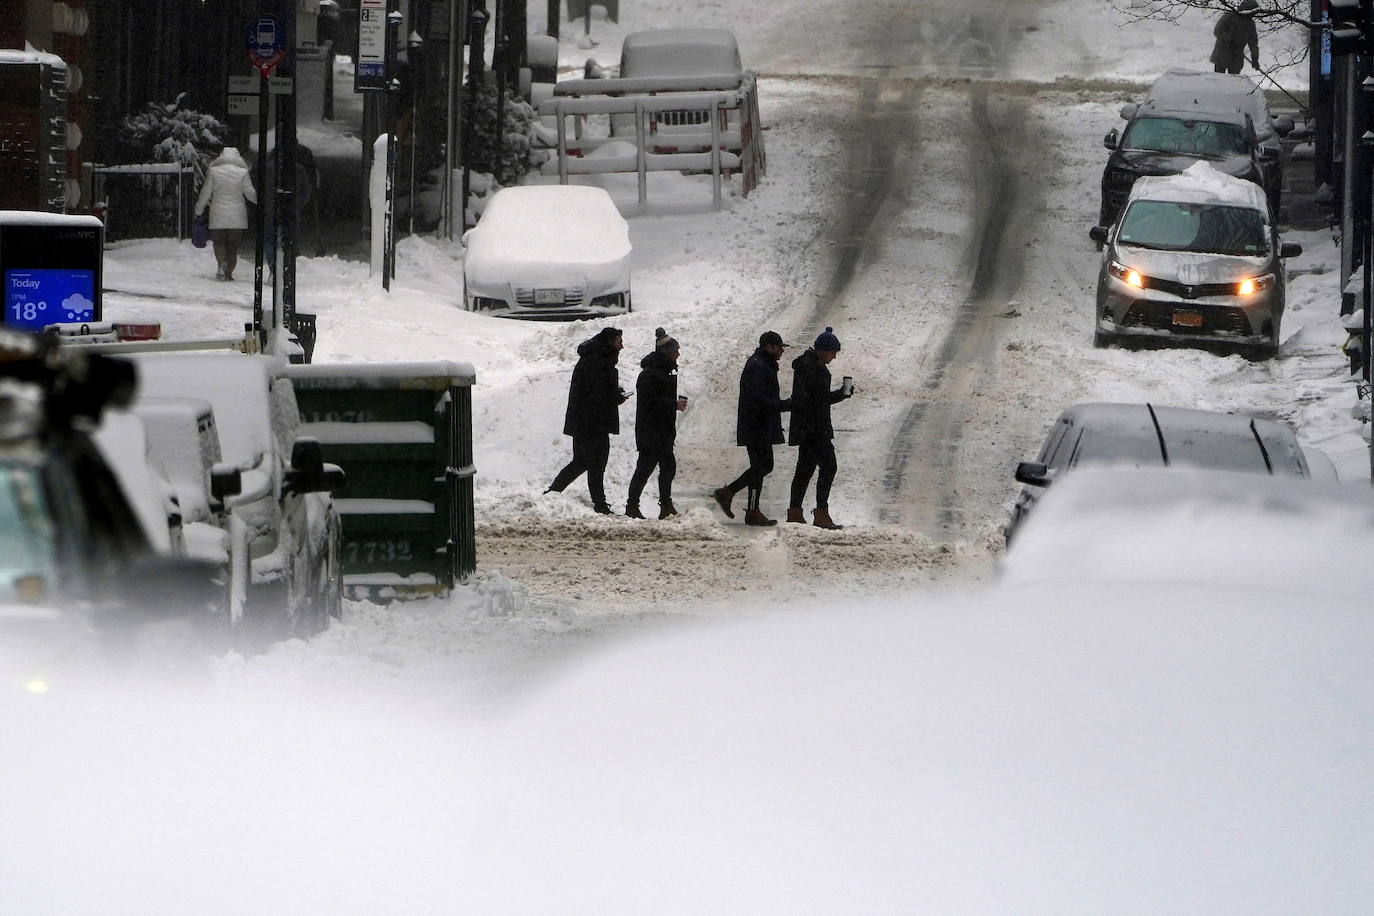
[286,361,476,600]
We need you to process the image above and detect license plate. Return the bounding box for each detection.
[1171,311,1203,328]
[534,288,564,305]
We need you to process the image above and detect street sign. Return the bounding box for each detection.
[228,75,292,95]
[245,15,286,78]
[355,0,387,91]
[227,94,257,116]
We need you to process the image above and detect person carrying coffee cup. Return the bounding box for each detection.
[625,328,685,520]
[786,326,854,530]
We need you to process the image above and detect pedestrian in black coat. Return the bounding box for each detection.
[625,328,686,519]
[787,327,853,529]
[714,330,792,525]
[1211,0,1259,75]
[546,326,626,513]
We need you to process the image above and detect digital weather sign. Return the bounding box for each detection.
[4,268,97,333]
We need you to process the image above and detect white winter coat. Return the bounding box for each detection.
[195,148,258,231]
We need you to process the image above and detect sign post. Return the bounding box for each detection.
[245,15,285,351]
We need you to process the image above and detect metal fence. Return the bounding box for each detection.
[88,163,195,242]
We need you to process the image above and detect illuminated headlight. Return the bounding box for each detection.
[1237,274,1277,296]
[24,678,49,695]
[1107,260,1145,288]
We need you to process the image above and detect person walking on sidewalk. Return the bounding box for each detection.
[1210,0,1259,75]
[546,327,627,514]
[626,328,687,520]
[787,327,853,530]
[714,330,792,526]
[194,146,257,281]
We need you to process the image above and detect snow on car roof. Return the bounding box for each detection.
[1001,467,1361,593]
[1148,67,1267,118]
[1061,403,1307,476]
[1128,161,1269,212]
[128,354,274,467]
[468,186,631,266]
[620,28,743,78]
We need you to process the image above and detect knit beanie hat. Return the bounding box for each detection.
[813,326,841,352]
[654,327,679,354]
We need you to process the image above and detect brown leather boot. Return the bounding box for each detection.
[785,508,806,524]
[744,507,777,527]
[812,507,843,530]
[713,486,736,519]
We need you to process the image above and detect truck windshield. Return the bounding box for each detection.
[1124,117,1248,158]
[1118,200,1269,257]
[0,463,58,601]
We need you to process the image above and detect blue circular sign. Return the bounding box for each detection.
[246,15,284,61]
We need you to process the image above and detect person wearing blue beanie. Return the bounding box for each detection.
[786,327,853,529]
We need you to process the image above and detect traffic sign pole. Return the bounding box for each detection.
[253,73,268,350]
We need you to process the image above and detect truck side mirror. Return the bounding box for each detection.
[1103,128,1119,150]
[1015,462,1052,487]
[1089,226,1109,245]
[284,438,347,495]
[210,462,242,507]
[1280,242,1303,259]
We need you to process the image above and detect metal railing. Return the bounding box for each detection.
[89,163,195,242]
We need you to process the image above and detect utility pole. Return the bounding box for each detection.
[1329,0,1374,479]
[383,0,401,290]
[277,0,298,347]
[547,0,560,42]
[461,2,489,232]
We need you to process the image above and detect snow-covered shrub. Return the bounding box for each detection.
[114,93,230,186]
[463,80,547,186]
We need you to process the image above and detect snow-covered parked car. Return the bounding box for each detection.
[1089,162,1300,358]
[611,28,746,151]
[129,353,344,643]
[462,185,632,320]
[1006,402,1335,543]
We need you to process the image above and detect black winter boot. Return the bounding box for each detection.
[625,503,646,519]
[658,500,678,519]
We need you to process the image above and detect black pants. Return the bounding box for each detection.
[1214,62,1241,75]
[627,445,677,506]
[728,442,774,497]
[210,228,243,279]
[790,440,837,509]
[549,433,611,506]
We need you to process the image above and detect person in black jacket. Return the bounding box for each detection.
[625,328,686,520]
[787,326,853,530]
[714,330,792,526]
[546,326,626,514]
[1210,0,1259,75]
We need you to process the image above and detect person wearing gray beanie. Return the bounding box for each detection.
[625,328,686,519]
[786,327,853,529]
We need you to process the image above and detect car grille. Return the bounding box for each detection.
[656,110,709,127]
[1141,277,1238,299]
[513,287,586,308]
[1122,301,1254,335]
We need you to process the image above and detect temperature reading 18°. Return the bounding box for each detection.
[11,301,47,323]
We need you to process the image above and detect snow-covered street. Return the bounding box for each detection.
[8,0,1374,910]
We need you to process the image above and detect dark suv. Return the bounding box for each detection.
[1100,68,1291,229]
[0,331,220,683]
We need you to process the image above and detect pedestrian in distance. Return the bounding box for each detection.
[787,326,854,530]
[546,326,628,514]
[625,328,687,520]
[194,146,258,281]
[1211,0,1260,75]
[714,330,792,526]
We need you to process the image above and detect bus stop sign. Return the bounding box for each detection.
[246,15,285,78]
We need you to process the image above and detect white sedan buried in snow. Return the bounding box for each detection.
[462,185,632,320]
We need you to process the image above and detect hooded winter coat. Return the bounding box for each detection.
[634,350,679,452]
[195,148,258,231]
[1210,9,1259,72]
[736,347,790,446]
[787,348,846,446]
[562,329,623,438]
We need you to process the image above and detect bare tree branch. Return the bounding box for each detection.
[1110,1,1316,70]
